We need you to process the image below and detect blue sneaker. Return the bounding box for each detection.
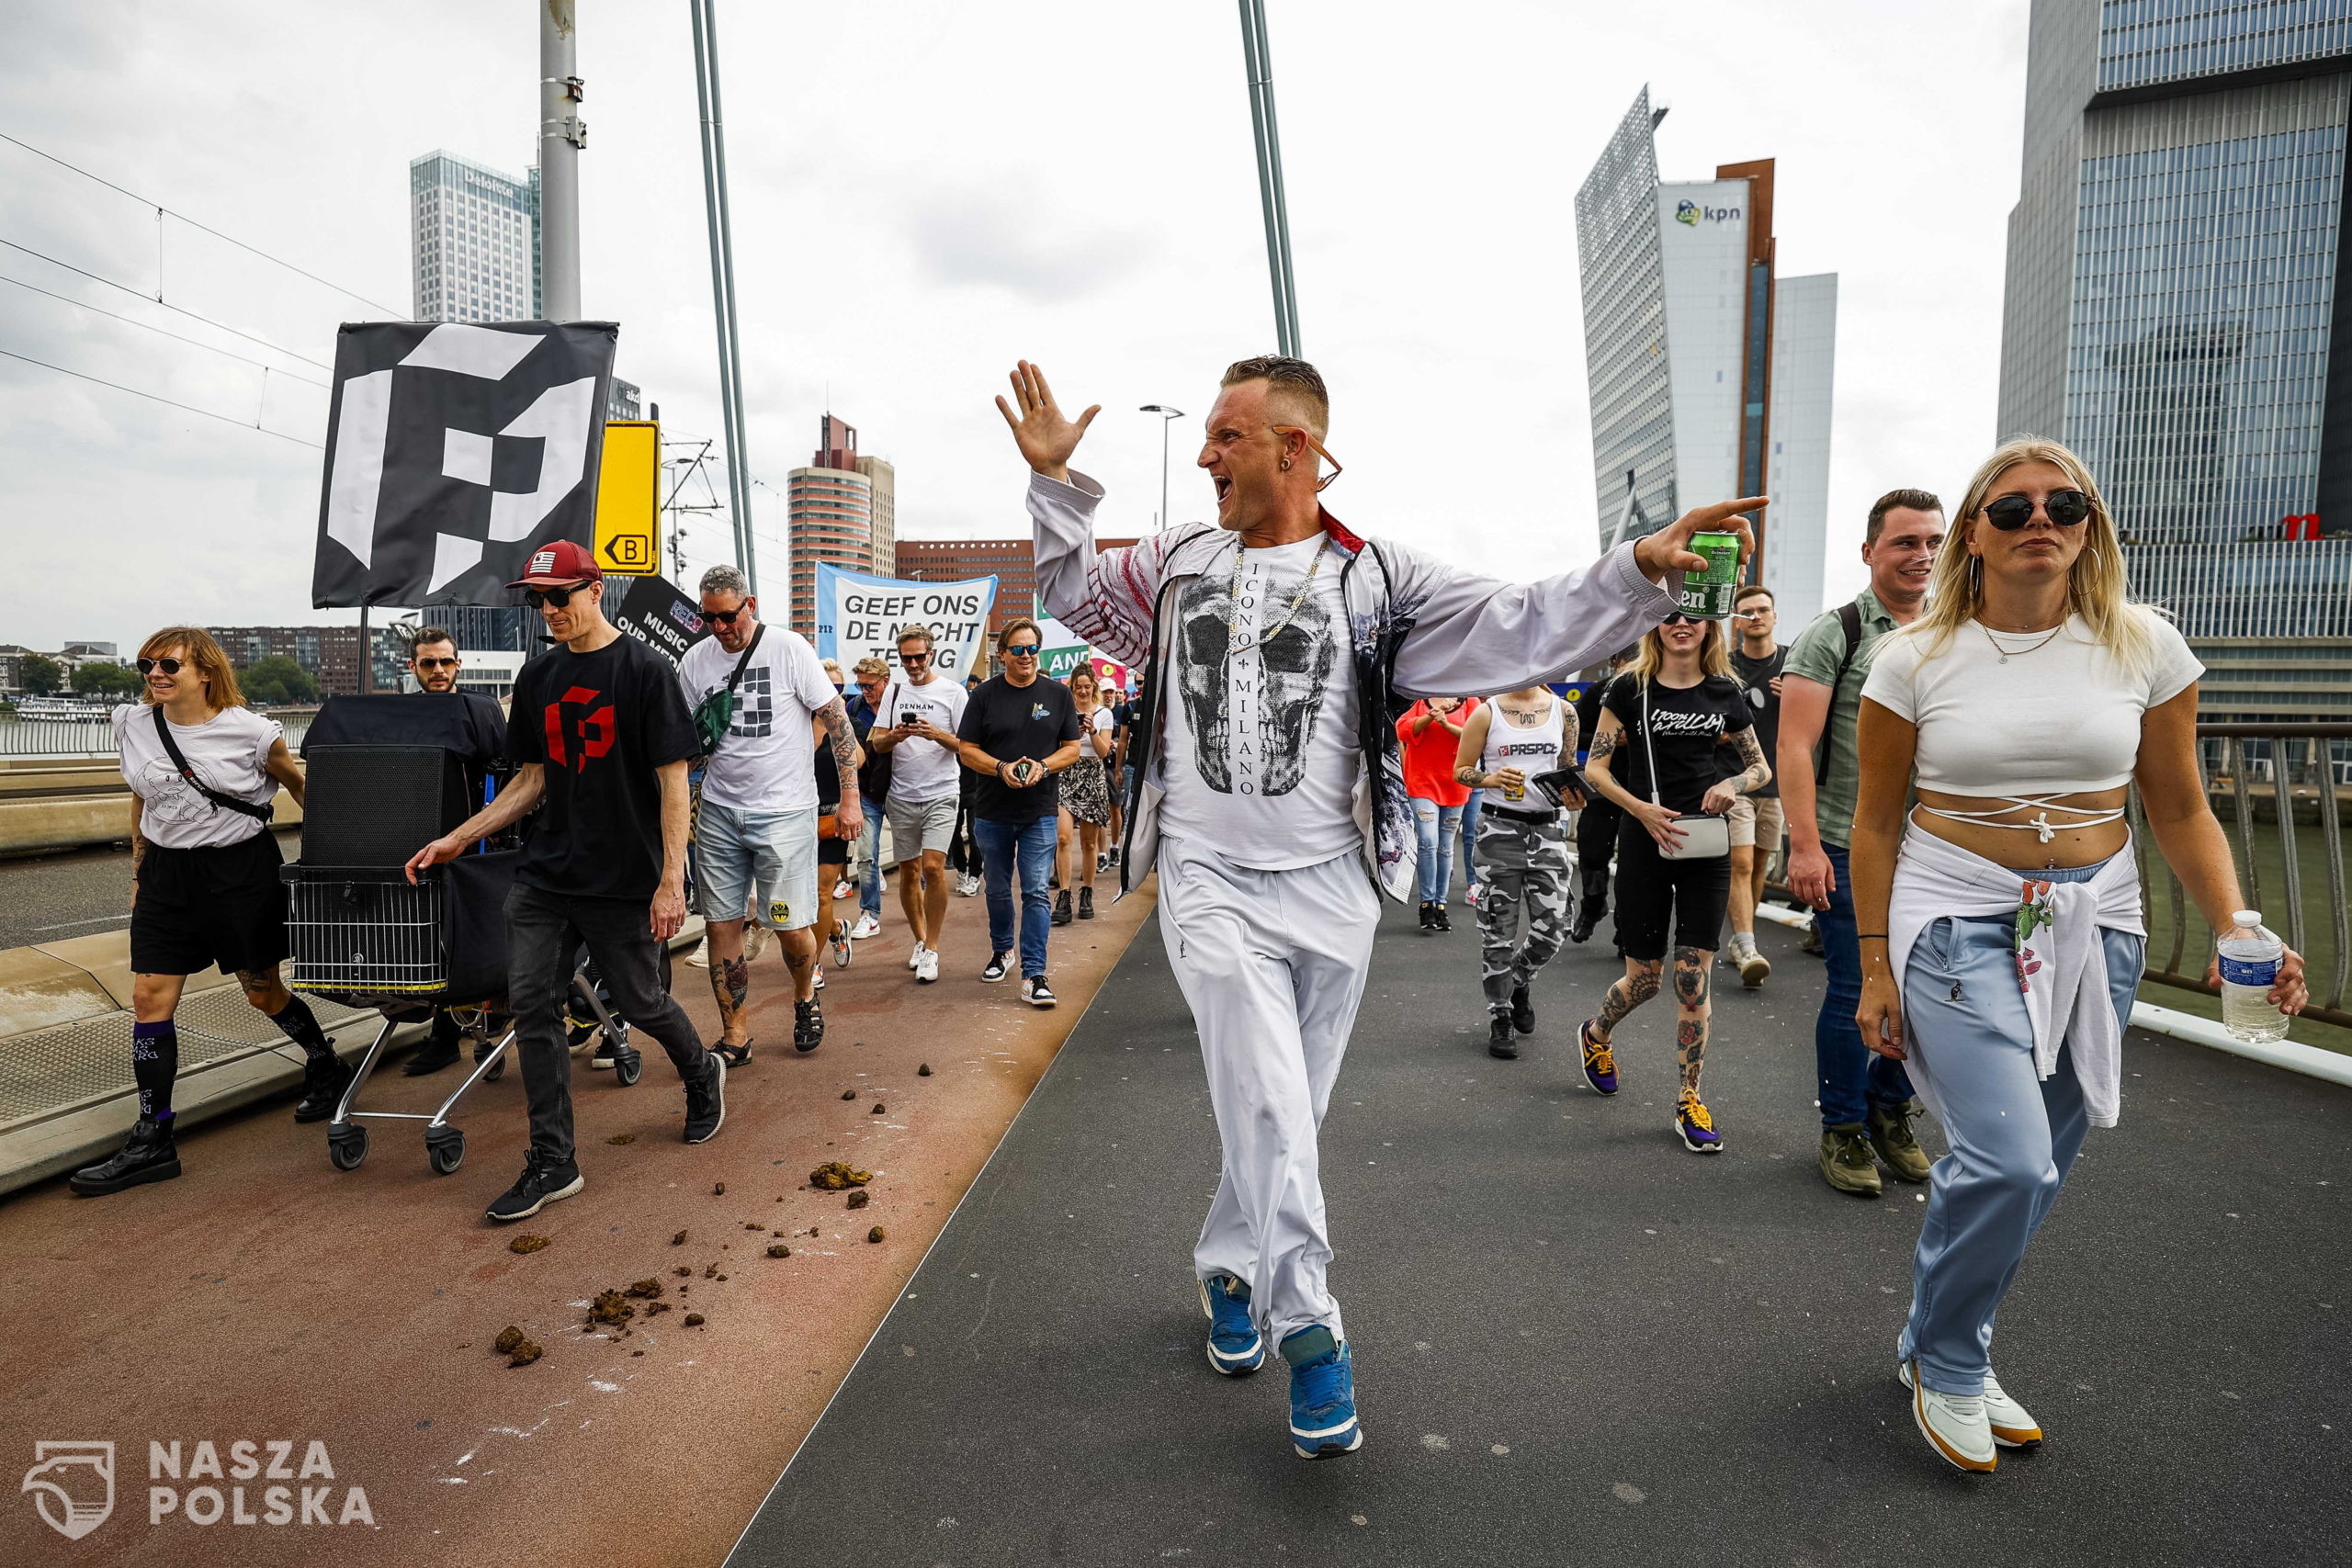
[1199,1273,1265,1375]
[1280,1326,1363,1460]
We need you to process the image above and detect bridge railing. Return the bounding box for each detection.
[0,710,315,761]
[2132,723,2352,1032]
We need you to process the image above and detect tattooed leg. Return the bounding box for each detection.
[1593,958,1662,1042]
[780,927,820,1002]
[705,918,750,1045]
[1672,945,1713,1094]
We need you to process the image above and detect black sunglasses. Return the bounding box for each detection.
[1983,490,2090,531]
[136,657,185,675]
[1661,613,1707,626]
[523,581,594,609]
[703,604,749,625]
[899,651,933,663]
[413,657,459,671]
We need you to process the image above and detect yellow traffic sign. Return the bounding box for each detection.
[594,420,660,575]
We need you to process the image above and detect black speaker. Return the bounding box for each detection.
[301,745,471,868]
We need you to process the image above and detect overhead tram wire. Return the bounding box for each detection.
[0,130,410,319]
[0,237,334,371]
[0,273,331,388]
[0,345,323,448]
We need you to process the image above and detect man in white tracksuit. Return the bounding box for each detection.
[998,356,1758,1460]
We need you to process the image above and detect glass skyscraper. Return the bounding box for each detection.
[1999,0,2352,721]
[410,151,542,325]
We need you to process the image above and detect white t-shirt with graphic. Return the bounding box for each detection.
[878,676,970,803]
[1159,534,1363,871]
[677,625,840,814]
[113,703,284,850]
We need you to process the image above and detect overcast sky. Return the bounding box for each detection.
[0,0,2029,654]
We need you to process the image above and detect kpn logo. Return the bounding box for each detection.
[1673,198,1743,226]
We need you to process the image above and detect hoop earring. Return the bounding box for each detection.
[1968,556,1982,598]
[1279,458,1292,471]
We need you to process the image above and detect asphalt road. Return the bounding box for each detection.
[0,829,300,949]
[729,897,2351,1567]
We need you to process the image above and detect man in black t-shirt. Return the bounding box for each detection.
[953,618,1082,1005]
[1723,584,1787,986]
[408,541,725,1223]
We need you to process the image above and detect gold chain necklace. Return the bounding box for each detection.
[1228,536,1329,652]
[1978,617,2065,664]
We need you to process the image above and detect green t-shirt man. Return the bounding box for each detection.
[1781,585,1901,851]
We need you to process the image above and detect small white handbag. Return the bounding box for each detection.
[1643,680,1730,862]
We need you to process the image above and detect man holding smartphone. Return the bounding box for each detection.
[868,627,967,984]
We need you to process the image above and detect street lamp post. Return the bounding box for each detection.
[1140,405,1184,531]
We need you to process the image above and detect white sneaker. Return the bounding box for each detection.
[1981,1371,2041,1448]
[957,874,982,898]
[915,947,941,984]
[1738,947,1770,988]
[831,879,854,901]
[851,913,881,940]
[1901,1361,1996,1472]
[907,942,927,971]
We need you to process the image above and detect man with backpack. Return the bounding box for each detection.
[1778,490,1941,1199]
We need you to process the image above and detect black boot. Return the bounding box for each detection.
[1510,982,1535,1035]
[293,1055,352,1123]
[1487,1014,1519,1060]
[402,1025,462,1077]
[1418,902,1435,931]
[70,1117,181,1196]
[1078,886,1096,920]
[1053,889,1073,927]
[1568,906,1601,944]
[1432,904,1453,932]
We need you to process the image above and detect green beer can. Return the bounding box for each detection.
[1679,531,1742,619]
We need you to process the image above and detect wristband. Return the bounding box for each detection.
[1857,933,1888,941]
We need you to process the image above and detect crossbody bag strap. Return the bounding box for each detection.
[1641,678,1666,811]
[725,624,763,695]
[151,705,275,821]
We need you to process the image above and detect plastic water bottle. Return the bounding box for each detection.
[2218,911,2290,1043]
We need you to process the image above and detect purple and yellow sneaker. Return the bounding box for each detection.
[1674,1091,1724,1154]
[1578,1019,1619,1096]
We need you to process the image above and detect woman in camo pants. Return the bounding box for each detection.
[1453,684,1577,1061]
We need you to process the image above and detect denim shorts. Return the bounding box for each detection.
[695,801,819,931]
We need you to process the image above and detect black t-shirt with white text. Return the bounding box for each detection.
[957,676,1082,826]
[1601,672,1752,815]
[508,635,699,901]
[1728,646,1786,799]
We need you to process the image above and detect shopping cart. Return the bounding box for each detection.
[282,855,645,1176]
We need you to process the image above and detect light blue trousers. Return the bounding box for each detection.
[1897,858,2144,1396]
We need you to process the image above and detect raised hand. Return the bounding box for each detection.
[1634,496,1768,584]
[994,360,1100,482]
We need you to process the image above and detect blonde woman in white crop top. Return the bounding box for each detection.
[1845,437,2307,1475]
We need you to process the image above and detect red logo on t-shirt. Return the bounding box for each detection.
[545,685,617,770]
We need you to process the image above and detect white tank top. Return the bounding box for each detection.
[1477,692,1566,812]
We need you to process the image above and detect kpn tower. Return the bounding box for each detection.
[1577,86,1838,626]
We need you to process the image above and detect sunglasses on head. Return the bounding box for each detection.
[1983,490,2091,531]
[524,581,594,609]
[703,604,749,625]
[413,657,458,671]
[136,657,186,675]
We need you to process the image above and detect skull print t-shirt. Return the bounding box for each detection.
[1159,534,1363,871]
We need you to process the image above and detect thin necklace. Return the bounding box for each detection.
[1229,536,1329,651]
[1978,617,2064,664]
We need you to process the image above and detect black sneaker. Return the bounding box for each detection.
[402,1035,462,1077]
[1079,886,1096,920]
[793,998,824,1054]
[1510,983,1535,1036]
[684,1053,727,1144]
[1053,890,1073,927]
[68,1116,181,1196]
[293,1055,352,1123]
[1431,904,1453,932]
[1021,975,1057,1009]
[485,1148,584,1223]
[1418,902,1435,931]
[1487,1013,1519,1059]
[979,951,1012,984]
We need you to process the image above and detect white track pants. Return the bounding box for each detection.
[1157,834,1381,1348]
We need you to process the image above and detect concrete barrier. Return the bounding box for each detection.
[0,776,303,856]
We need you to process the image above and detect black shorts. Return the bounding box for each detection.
[1611,818,1730,961]
[130,832,288,976]
[818,798,849,867]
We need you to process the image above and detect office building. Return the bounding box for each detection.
[1998,0,2352,726]
[416,605,540,655]
[895,536,1141,644]
[208,626,407,699]
[859,454,897,575]
[786,415,876,639]
[410,151,541,325]
[1576,87,1838,626]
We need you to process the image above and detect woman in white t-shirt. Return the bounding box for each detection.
[1849,438,2308,1473]
[71,627,324,1198]
[1056,666,1116,924]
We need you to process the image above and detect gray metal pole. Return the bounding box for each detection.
[1238,0,1300,357]
[1160,416,1171,534]
[689,0,756,592]
[705,0,758,596]
[538,0,583,321]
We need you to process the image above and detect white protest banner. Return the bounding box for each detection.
[815,563,998,678]
[1033,610,1093,682]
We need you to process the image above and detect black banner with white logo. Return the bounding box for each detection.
[311,321,617,608]
[611,574,709,668]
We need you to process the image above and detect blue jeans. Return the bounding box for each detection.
[1412,798,1464,904]
[1897,871,2143,1395]
[974,815,1057,978]
[856,795,885,918]
[1815,842,1916,1127]
[1459,795,1483,892]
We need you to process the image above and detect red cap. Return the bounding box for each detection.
[506,538,604,588]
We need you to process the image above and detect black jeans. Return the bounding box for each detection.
[1575,795,1622,919]
[506,884,708,1166]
